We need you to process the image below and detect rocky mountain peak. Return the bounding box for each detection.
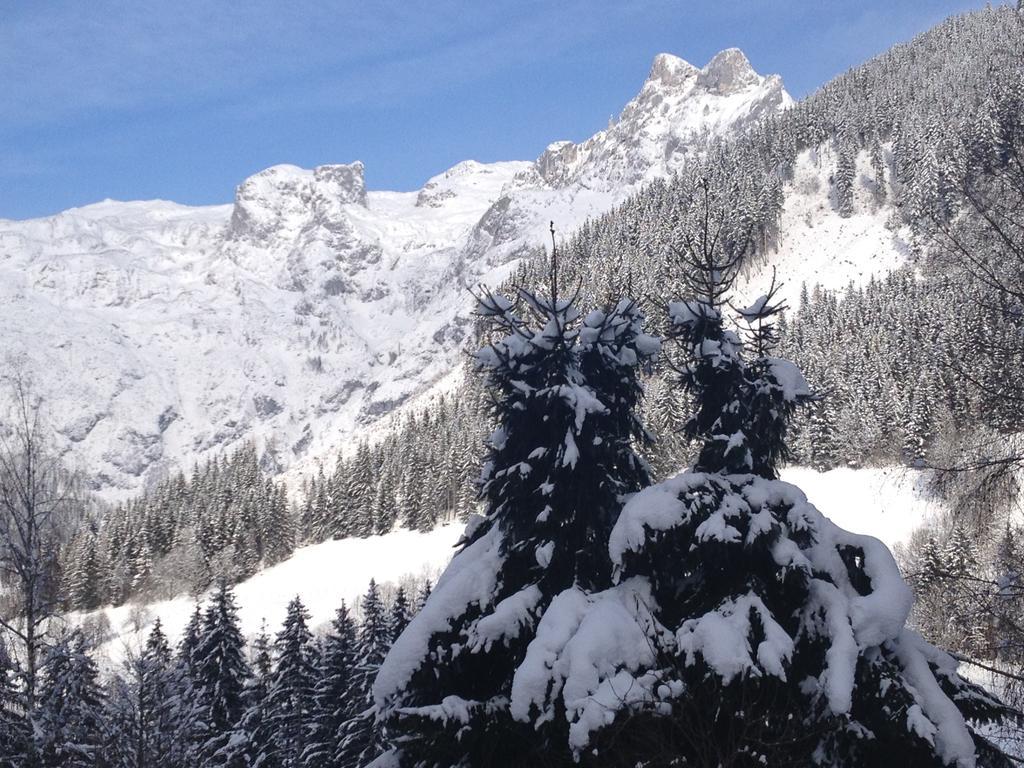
[645,52,699,89]
[697,47,760,95]
[313,162,367,205]
[533,47,788,189]
[227,161,366,246]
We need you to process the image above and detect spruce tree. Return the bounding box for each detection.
[373,249,658,766]
[107,620,179,768]
[388,586,412,642]
[225,625,275,768]
[141,620,178,766]
[415,580,432,610]
[265,597,318,767]
[835,140,857,217]
[506,265,1017,765]
[0,640,27,768]
[169,605,203,766]
[192,583,250,765]
[302,602,357,768]
[33,632,108,768]
[869,135,887,202]
[735,275,812,477]
[809,388,840,471]
[338,580,391,767]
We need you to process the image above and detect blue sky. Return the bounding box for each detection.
[0,0,992,220]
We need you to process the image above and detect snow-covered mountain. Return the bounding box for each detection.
[0,49,791,496]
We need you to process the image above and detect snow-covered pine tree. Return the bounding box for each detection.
[944,523,984,649]
[338,579,391,767]
[506,262,1017,765]
[264,596,318,767]
[0,640,27,768]
[166,605,204,767]
[106,620,179,768]
[388,587,412,642]
[140,620,178,765]
[67,528,104,611]
[415,580,432,610]
[735,273,813,478]
[224,624,274,768]
[373,245,658,767]
[192,583,250,765]
[835,139,857,218]
[665,179,753,475]
[809,385,840,471]
[869,134,887,202]
[32,631,107,768]
[904,380,933,467]
[302,602,357,768]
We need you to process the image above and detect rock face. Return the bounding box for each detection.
[0,50,790,497]
[532,50,790,190]
[697,48,762,94]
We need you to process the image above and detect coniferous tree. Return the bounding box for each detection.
[141,620,178,766]
[0,640,27,768]
[869,135,887,202]
[33,632,108,768]
[192,584,250,765]
[809,390,840,471]
[264,597,317,768]
[415,581,432,610]
[904,380,933,466]
[735,275,812,477]
[511,260,1017,766]
[338,580,391,767]
[106,619,178,768]
[388,587,412,642]
[835,140,857,217]
[374,247,658,766]
[225,625,275,768]
[302,603,357,768]
[165,606,203,768]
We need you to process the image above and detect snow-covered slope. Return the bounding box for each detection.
[80,522,464,665]
[733,144,912,309]
[80,466,939,662]
[0,49,790,497]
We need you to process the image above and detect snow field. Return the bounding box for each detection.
[81,522,464,663]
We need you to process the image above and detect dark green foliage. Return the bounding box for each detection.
[375,281,658,768]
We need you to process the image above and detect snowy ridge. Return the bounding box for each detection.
[0,50,789,496]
